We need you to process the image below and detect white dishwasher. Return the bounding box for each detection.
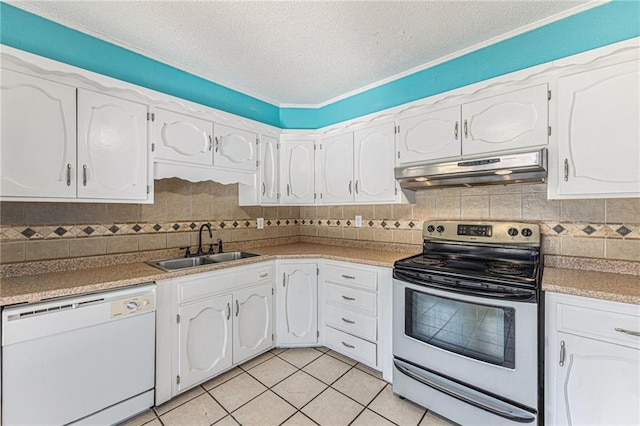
[2,284,156,426]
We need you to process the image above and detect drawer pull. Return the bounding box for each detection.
[341,317,355,324]
[259,272,269,278]
[341,274,356,280]
[614,327,640,337]
[342,341,355,349]
[342,295,356,301]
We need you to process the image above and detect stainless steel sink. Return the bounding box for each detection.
[147,251,262,272]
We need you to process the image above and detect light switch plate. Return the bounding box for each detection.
[355,215,363,228]
[257,218,264,229]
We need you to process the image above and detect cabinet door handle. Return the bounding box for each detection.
[208,135,213,151]
[342,295,356,301]
[262,182,266,196]
[342,341,355,349]
[348,181,352,195]
[286,183,290,197]
[454,121,459,140]
[215,136,220,152]
[341,317,355,324]
[355,180,359,194]
[66,164,72,186]
[226,302,231,320]
[463,119,468,138]
[235,300,239,317]
[615,327,640,337]
[82,165,88,186]
[282,272,286,287]
[559,340,565,367]
[341,274,356,280]
[564,159,569,182]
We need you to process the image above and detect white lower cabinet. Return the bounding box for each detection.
[546,293,640,425]
[320,261,393,380]
[156,262,274,404]
[276,261,318,346]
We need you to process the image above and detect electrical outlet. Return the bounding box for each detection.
[257,218,264,229]
[355,215,363,228]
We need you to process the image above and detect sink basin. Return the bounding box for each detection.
[147,251,262,272]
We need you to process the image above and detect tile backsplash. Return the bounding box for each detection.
[1,180,638,263]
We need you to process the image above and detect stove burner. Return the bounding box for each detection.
[487,262,525,276]
[411,256,445,267]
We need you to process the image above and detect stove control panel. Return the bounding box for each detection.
[423,221,540,245]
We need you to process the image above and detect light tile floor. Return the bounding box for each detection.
[122,347,456,426]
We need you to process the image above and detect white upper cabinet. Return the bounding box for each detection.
[232,283,273,364]
[177,294,233,392]
[462,84,549,156]
[154,108,213,165]
[1,70,76,199]
[553,59,640,198]
[213,124,258,172]
[354,121,397,203]
[397,106,460,164]
[281,139,315,204]
[276,262,318,346]
[77,89,149,201]
[0,70,150,203]
[260,135,279,204]
[317,133,354,204]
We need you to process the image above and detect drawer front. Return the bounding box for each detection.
[177,263,273,304]
[557,303,640,349]
[324,304,377,341]
[324,326,377,367]
[324,264,377,291]
[325,283,377,315]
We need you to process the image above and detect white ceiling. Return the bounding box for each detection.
[12,1,597,106]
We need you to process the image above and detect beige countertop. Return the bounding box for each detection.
[0,243,413,306]
[542,267,640,305]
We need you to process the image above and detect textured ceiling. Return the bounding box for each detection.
[13,1,595,105]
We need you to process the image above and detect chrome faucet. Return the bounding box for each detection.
[197,223,213,256]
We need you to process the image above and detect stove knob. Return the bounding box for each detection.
[508,227,519,237]
[426,225,435,233]
[522,228,533,237]
[436,225,445,233]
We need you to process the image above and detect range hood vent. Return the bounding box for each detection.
[395,149,547,190]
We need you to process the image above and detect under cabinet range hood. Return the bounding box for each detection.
[395,149,547,190]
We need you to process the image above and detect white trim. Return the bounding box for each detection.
[8,0,607,109]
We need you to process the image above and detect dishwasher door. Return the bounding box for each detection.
[2,285,156,426]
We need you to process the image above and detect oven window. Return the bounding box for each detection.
[405,288,515,368]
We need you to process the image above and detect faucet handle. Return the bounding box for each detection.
[179,246,192,258]
[207,244,214,254]
[217,238,223,253]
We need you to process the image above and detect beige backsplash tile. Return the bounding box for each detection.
[67,203,108,225]
[561,199,605,222]
[138,234,167,251]
[393,204,412,220]
[434,196,461,219]
[107,204,140,223]
[606,239,640,261]
[489,194,522,220]
[0,203,26,226]
[25,239,70,261]
[69,237,107,257]
[374,205,393,219]
[106,235,139,254]
[461,195,490,220]
[561,236,605,258]
[1,241,25,263]
[166,232,190,249]
[522,192,560,221]
[24,203,68,225]
[606,199,640,223]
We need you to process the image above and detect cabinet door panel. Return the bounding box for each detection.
[557,60,640,197]
[214,124,257,171]
[354,122,396,203]
[178,295,232,392]
[398,106,461,164]
[260,136,279,204]
[281,140,315,204]
[77,90,148,200]
[277,263,318,345]
[462,84,548,156]
[154,108,213,165]
[233,284,273,364]
[317,133,354,204]
[556,332,640,426]
[1,70,76,198]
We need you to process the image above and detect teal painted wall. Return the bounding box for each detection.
[2,1,639,130]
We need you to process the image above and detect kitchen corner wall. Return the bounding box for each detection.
[1,180,639,264]
[0,179,300,263]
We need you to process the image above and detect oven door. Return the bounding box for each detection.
[393,277,538,409]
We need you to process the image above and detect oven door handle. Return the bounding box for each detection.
[393,359,536,423]
[394,271,536,302]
